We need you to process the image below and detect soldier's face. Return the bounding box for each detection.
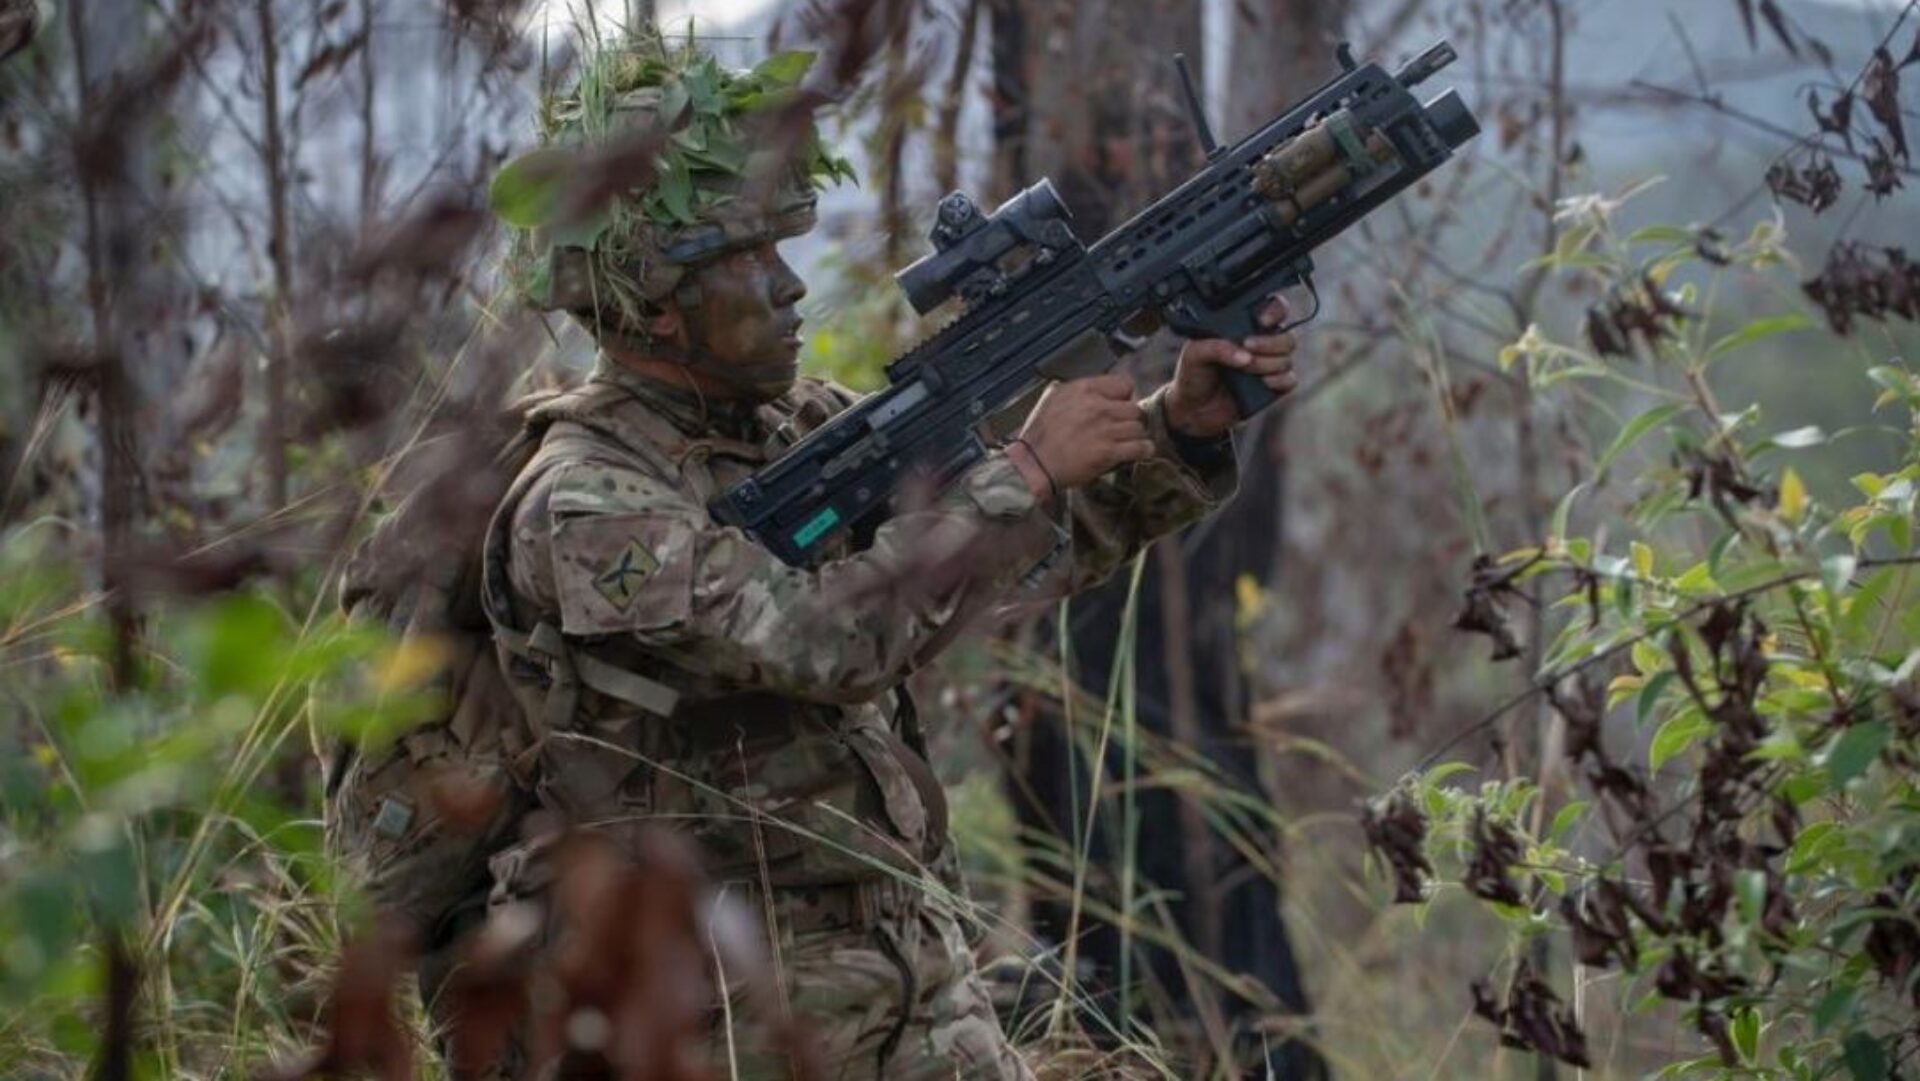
[680,241,808,399]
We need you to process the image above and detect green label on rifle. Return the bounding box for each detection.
[792,507,841,549]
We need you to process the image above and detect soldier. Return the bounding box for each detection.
[471,31,1299,1081]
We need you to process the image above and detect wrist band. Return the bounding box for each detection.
[1009,437,1060,506]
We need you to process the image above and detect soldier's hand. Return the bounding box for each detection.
[1008,373,1154,502]
[1163,294,1299,440]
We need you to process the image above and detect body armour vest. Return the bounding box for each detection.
[480,369,952,889]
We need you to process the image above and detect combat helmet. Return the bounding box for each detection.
[491,28,854,342]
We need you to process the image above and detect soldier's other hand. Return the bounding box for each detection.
[1164,294,1299,440]
[1009,373,1154,502]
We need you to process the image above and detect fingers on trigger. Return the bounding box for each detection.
[1258,293,1291,328]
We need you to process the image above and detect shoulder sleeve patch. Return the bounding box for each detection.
[591,537,660,610]
[550,511,697,636]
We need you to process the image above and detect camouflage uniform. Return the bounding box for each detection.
[479,356,1236,1079]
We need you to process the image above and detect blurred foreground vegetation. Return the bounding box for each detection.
[3,0,1920,1078]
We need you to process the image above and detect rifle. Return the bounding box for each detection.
[712,40,1481,567]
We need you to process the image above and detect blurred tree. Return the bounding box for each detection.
[989,1,1342,1075]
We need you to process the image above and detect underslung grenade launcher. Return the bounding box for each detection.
[713,40,1481,567]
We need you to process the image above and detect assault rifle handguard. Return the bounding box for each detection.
[713,41,1481,567]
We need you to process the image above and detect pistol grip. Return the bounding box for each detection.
[1164,301,1282,419]
[1163,268,1317,419]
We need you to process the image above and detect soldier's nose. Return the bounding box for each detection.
[775,267,806,307]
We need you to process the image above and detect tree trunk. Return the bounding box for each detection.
[258,0,292,514]
[993,1,1340,1075]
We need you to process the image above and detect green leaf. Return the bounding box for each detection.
[1626,224,1694,245]
[683,64,721,113]
[1840,567,1898,644]
[653,77,690,129]
[655,157,695,224]
[1548,800,1588,842]
[1707,312,1813,359]
[670,121,709,152]
[753,49,816,87]
[1780,771,1824,806]
[1550,483,1586,541]
[1637,670,1677,722]
[1731,1007,1760,1064]
[1778,466,1808,524]
[1749,731,1806,761]
[1813,984,1857,1032]
[193,595,291,699]
[1867,365,1917,406]
[1633,639,1668,675]
[682,130,750,174]
[1423,762,1477,786]
[1650,710,1713,772]
[1735,869,1767,924]
[1825,720,1889,787]
[1597,404,1687,476]
[1672,561,1720,595]
[488,148,571,228]
[1844,1032,1888,1081]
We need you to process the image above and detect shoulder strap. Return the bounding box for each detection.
[479,423,683,728]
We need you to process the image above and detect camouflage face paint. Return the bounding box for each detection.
[681,242,807,401]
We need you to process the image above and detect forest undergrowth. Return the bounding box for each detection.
[2,0,1919,1079]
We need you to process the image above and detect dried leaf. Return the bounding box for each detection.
[1766,154,1843,212]
[1361,790,1434,904]
[1472,961,1593,1068]
[1756,0,1798,56]
[1452,554,1525,661]
[294,25,370,91]
[1465,808,1527,907]
[1863,47,1907,160]
[1807,90,1854,152]
[1865,138,1905,197]
[259,922,418,1081]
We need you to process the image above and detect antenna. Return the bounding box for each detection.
[1173,53,1220,159]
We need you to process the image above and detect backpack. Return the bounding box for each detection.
[324,387,606,940]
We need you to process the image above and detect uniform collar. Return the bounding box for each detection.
[588,356,775,444]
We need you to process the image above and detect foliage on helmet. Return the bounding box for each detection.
[489,27,855,324]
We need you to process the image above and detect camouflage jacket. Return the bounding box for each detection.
[482,358,1235,889]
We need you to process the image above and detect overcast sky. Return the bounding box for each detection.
[535,0,1913,30]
